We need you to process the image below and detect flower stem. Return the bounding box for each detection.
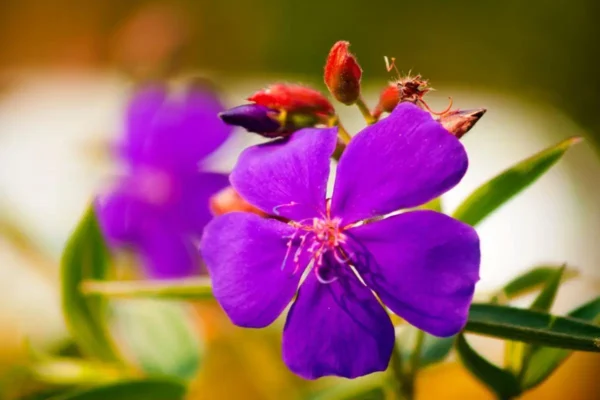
[335,119,352,145]
[81,278,214,300]
[389,330,427,400]
[409,329,426,377]
[356,96,376,125]
[328,115,350,161]
[389,343,409,399]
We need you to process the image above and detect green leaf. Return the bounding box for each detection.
[420,335,455,367]
[465,303,600,352]
[505,266,566,373]
[114,300,202,381]
[81,278,214,300]
[569,297,600,322]
[308,374,387,400]
[418,197,443,213]
[29,357,125,386]
[48,378,187,400]
[529,266,565,312]
[520,296,600,389]
[60,206,120,362]
[397,326,454,368]
[491,265,578,304]
[456,334,521,399]
[453,137,581,226]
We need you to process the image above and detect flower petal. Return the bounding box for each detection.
[230,127,337,221]
[124,85,232,171]
[331,103,468,223]
[95,189,151,247]
[95,189,200,279]
[347,210,480,337]
[173,172,229,236]
[282,260,394,379]
[201,212,309,327]
[138,222,200,279]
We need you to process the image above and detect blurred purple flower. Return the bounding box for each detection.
[96,84,232,279]
[201,103,480,379]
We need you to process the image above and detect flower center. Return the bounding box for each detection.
[284,216,349,284]
[130,167,175,206]
[312,217,344,249]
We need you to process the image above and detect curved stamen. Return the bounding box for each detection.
[272,201,327,219]
[315,265,339,284]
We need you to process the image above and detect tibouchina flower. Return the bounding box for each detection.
[201,103,480,379]
[96,84,232,278]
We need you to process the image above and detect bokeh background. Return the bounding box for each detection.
[0,1,599,399]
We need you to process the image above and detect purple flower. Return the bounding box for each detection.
[200,103,480,379]
[96,84,232,279]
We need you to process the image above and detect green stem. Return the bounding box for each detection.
[389,343,409,400]
[81,278,214,300]
[409,330,426,377]
[356,96,376,125]
[329,115,350,161]
[336,120,352,144]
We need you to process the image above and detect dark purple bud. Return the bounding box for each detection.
[219,104,281,136]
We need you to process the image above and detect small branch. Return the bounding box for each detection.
[81,278,214,301]
[356,96,376,125]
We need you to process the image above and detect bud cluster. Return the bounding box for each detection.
[220,40,486,140]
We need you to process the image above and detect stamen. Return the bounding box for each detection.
[315,265,339,284]
[420,97,454,116]
[272,201,327,219]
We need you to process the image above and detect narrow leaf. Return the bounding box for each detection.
[114,300,202,381]
[569,297,600,322]
[453,137,581,226]
[309,374,387,400]
[60,206,120,362]
[397,326,454,367]
[456,334,521,399]
[465,303,600,352]
[418,197,443,213]
[491,265,577,304]
[520,296,600,389]
[48,378,186,400]
[529,266,565,312]
[29,358,125,386]
[505,266,565,373]
[421,335,455,368]
[81,278,214,300]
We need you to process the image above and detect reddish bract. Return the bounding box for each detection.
[438,108,487,138]
[210,186,267,217]
[373,83,400,118]
[248,83,335,116]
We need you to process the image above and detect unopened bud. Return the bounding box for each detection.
[324,41,362,105]
[219,104,281,136]
[210,186,266,217]
[248,83,335,116]
[438,108,486,138]
[373,83,400,118]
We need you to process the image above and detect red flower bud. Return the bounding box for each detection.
[248,83,335,116]
[210,186,266,217]
[324,41,362,105]
[437,108,486,138]
[373,83,400,118]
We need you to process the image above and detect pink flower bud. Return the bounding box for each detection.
[324,41,362,105]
